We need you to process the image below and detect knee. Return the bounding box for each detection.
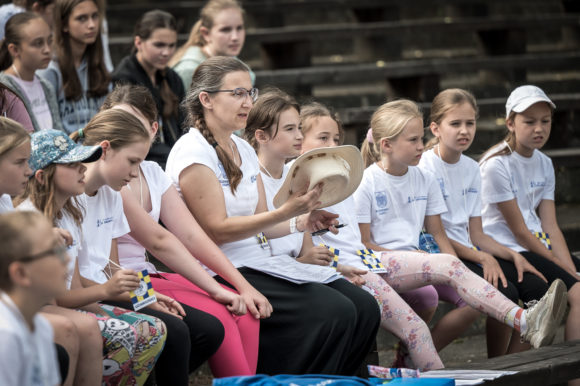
[76,315,102,346]
[567,283,580,307]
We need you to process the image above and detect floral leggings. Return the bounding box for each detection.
[84,304,167,386]
[360,251,516,371]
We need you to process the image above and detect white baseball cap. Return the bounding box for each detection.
[505,85,556,119]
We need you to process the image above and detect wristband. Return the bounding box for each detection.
[289,216,299,233]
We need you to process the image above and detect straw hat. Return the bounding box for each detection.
[273,145,364,209]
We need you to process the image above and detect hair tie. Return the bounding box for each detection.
[211,141,218,149]
[77,128,84,139]
[366,128,374,144]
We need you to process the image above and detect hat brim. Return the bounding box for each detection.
[273,145,364,209]
[508,97,556,118]
[54,145,103,165]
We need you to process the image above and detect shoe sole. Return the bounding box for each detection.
[532,279,567,348]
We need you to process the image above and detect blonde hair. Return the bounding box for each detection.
[425,88,478,151]
[299,101,344,144]
[360,100,423,167]
[14,164,85,227]
[0,211,51,291]
[70,109,150,148]
[0,117,30,160]
[169,0,244,66]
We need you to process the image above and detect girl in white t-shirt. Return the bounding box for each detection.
[166,56,380,375]
[0,12,62,131]
[420,88,553,358]
[101,84,264,379]
[479,85,580,353]
[354,99,567,356]
[16,128,169,386]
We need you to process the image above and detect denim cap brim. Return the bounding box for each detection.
[29,129,103,174]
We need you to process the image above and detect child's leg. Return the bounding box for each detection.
[398,286,439,323]
[380,251,515,321]
[40,312,80,386]
[154,273,259,377]
[42,305,102,386]
[429,284,481,352]
[362,272,443,371]
[96,304,166,386]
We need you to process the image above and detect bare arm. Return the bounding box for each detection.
[358,222,389,252]
[424,215,456,256]
[538,199,577,275]
[156,184,272,318]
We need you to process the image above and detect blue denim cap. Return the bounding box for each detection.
[29,129,102,174]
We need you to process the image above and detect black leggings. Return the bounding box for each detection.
[519,251,579,290]
[104,300,224,386]
[462,257,549,306]
[217,268,380,376]
[55,343,69,384]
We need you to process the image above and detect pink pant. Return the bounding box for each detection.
[151,273,259,377]
[359,251,516,370]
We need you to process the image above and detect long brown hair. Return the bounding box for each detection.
[101,83,158,124]
[169,0,244,67]
[243,88,299,151]
[425,88,478,151]
[182,55,249,193]
[360,100,423,167]
[133,9,179,123]
[300,101,344,145]
[53,0,110,100]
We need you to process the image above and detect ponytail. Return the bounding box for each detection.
[360,130,381,168]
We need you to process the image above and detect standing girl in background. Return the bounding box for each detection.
[102,84,263,378]
[38,0,110,134]
[112,10,185,166]
[167,56,380,376]
[169,0,255,92]
[0,12,62,131]
[71,108,226,386]
[419,88,550,358]
[353,99,567,353]
[479,85,580,364]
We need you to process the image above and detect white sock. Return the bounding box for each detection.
[504,306,527,333]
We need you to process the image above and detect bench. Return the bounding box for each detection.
[447,339,580,385]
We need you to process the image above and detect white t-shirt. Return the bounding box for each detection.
[0,292,60,386]
[260,164,303,258]
[77,187,131,283]
[10,75,53,131]
[0,194,14,213]
[117,161,172,273]
[480,145,555,251]
[166,128,339,284]
[353,163,447,250]
[419,150,481,248]
[16,199,83,289]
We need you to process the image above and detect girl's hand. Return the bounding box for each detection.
[239,287,273,319]
[104,269,140,297]
[511,252,547,283]
[338,265,367,287]
[297,210,339,233]
[282,182,323,217]
[297,246,334,266]
[211,288,247,316]
[479,252,508,288]
[54,227,73,247]
[151,292,186,319]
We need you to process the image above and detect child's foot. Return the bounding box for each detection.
[521,279,567,348]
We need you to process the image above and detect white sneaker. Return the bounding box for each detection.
[521,279,567,348]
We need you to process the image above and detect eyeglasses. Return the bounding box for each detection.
[204,87,259,103]
[19,245,68,264]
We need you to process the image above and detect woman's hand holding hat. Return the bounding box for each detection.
[297,210,339,234]
[281,180,324,217]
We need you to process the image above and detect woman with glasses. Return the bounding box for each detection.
[166,56,380,375]
[112,9,185,167]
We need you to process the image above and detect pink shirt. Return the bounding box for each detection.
[1,88,34,133]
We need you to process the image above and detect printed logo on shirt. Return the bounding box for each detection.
[217,162,230,187]
[437,178,449,199]
[375,191,388,215]
[407,195,428,203]
[510,175,518,194]
[530,180,546,188]
[251,174,257,183]
[96,217,113,227]
[467,188,478,194]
